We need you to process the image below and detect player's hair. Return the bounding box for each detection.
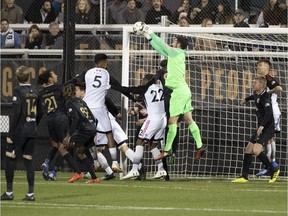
[160,59,168,68]
[16,66,30,83]
[37,70,52,85]
[254,75,267,86]
[143,73,154,81]
[63,84,76,100]
[75,82,86,91]
[1,18,9,24]
[257,59,271,68]
[176,35,188,49]
[94,53,108,64]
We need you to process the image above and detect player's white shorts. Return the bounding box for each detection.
[274,114,281,132]
[138,115,167,141]
[94,112,128,146]
[90,107,112,133]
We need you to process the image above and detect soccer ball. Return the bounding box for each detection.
[133,21,144,35]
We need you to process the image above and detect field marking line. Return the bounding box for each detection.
[1,202,286,214]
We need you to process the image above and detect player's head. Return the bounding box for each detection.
[16,66,30,84]
[173,36,188,49]
[94,53,108,69]
[253,75,267,91]
[75,82,86,99]
[37,70,57,85]
[63,83,76,100]
[141,74,154,85]
[257,59,271,75]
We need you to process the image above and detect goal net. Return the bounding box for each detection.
[121,26,288,179]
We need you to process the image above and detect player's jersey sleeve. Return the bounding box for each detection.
[66,100,80,136]
[8,88,21,137]
[266,74,280,90]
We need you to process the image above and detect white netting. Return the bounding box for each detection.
[122,27,287,179]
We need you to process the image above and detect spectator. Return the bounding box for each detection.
[191,0,216,24]
[174,0,193,24]
[178,16,190,27]
[89,0,101,24]
[121,0,145,24]
[145,0,173,24]
[215,0,233,24]
[1,18,20,48]
[107,0,127,24]
[55,2,64,24]
[233,9,250,27]
[256,0,282,26]
[279,6,287,28]
[25,24,43,49]
[137,0,152,14]
[41,22,63,49]
[194,18,218,51]
[51,0,65,15]
[0,0,24,24]
[75,0,96,24]
[25,0,57,24]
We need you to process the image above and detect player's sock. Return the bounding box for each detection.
[271,141,276,162]
[164,124,177,151]
[257,152,272,168]
[132,146,143,172]
[109,147,117,161]
[188,122,202,149]
[266,144,272,161]
[47,146,58,163]
[242,154,253,179]
[172,127,179,154]
[97,152,113,175]
[5,156,15,192]
[63,153,81,174]
[23,158,34,194]
[81,157,97,179]
[124,148,134,162]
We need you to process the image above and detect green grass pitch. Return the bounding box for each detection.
[1,171,287,216]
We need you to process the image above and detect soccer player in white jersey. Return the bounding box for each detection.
[112,74,167,180]
[83,53,121,171]
[255,59,282,176]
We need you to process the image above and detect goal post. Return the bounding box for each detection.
[121,26,288,179]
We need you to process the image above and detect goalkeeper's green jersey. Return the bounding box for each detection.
[150,33,186,90]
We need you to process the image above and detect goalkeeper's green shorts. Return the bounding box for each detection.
[169,86,193,117]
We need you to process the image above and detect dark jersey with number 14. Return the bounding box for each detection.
[8,84,41,138]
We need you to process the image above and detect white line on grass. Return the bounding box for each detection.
[1,202,286,214]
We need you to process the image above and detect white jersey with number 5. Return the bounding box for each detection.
[83,67,110,108]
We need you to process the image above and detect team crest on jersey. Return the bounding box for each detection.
[68,108,72,113]
[12,96,17,101]
[271,81,275,85]
[265,103,270,107]
[257,98,260,103]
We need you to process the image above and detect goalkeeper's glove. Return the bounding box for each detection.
[167,153,176,165]
[142,23,153,41]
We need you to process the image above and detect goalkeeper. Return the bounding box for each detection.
[139,22,206,162]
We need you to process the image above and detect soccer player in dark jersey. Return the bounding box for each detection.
[37,70,67,180]
[232,75,280,183]
[255,59,282,176]
[1,66,42,201]
[63,83,100,183]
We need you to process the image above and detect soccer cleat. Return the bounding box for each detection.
[134,166,146,181]
[269,169,280,184]
[49,170,57,181]
[231,177,249,183]
[84,172,92,179]
[194,145,207,162]
[0,192,13,201]
[256,169,268,177]
[164,173,170,181]
[152,170,167,179]
[121,170,139,180]
[112,162,123,173]
[41,163,50,180]
[22,194,35,201]
[85,178,101,184]
[102,173,115,180]
[67,172,83,183]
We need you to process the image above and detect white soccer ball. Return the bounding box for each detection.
[133,21,144,35]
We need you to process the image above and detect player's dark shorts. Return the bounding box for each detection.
[71,129,96,148]
[6,136,35,157]
[47,112,68,143]
[249,126,274,145]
